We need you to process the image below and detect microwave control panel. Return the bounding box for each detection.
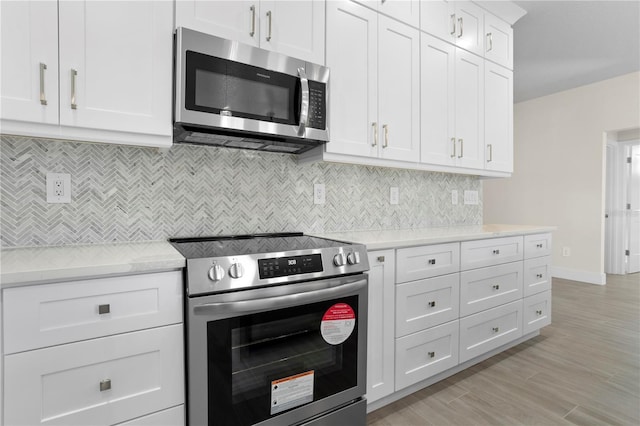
[307,81,326,130]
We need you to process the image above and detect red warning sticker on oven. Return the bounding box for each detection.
[320,303,356,345]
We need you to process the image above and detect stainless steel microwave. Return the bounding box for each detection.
[174,27,329,154]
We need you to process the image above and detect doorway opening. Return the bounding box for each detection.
[605,129,640,275]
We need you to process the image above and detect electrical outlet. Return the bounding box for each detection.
[464,190,479,205]
[390,187,399,205]
[46,173,71,203]
[313,183,325,205]
[562,247,571,257]
[452,190,458,205]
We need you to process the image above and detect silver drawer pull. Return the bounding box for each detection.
[70,68,78,109]
[98,304,110,315]
[492,284,500,290]
[428,301,436,308]
[492,249,500,255]
[377,256,385,262]
[492,327,499,333]
[428,351,435,358]
[39,63,48,105]
[536,243,544,248]
[249,5,256,37]
[100,379,111,392]
[428,258,436,265]
[536,310,543,316]
[536,273,543,279]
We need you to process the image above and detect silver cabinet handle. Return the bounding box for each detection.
[428,351,435,358]
[492,249,500,255]
[536,310,543,315]
[383,124,389,148]
[492,327,499,333]
[297,67,309,136]
[99,379,111,392]
[372,122,378,147]
[428,301,436,307]
[487,144,493,162]
[70,69,78,109]
[492,284,500,290]
[458,17,463,38]
[458,138,463,158]
[39,63,48,105]
[266,10,272,41]
[249,5,256,37]
[450,14,456,35]
[98,304,110,315]
[450,137,456,158]
[487,32,493,51]
[377,255,385,262]
[536,273,543,279]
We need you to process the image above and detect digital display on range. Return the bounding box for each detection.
[258,254,323,279]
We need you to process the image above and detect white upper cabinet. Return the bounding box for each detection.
[454,48,485,169]
[1,0,173,148]
[420,1,484,56]
[175,0,325,65]
[325,1,378,157]
[58,1,173,138]
[353,0,420,27]
[325,1,419,162]
[484,61,513,172]
[484,12,513,69]
[0,1,58,126]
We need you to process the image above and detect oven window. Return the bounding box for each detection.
[185,51,299,125]
[207,295,359,426]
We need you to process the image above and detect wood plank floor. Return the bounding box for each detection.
[367,274,640,425]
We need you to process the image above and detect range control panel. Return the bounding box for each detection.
[258,254,323,279]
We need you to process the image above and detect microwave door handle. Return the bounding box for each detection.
[193,278,367,315]
[297,67,309,137]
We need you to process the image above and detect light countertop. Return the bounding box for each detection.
[311,224,556,251]
[0,241,185,288]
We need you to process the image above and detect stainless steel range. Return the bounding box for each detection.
[169,233,369,426]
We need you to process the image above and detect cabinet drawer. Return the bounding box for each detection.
[460,236,523,270]
[396,273,459,336]
[524,233,552,259]
[3,271,183,354]
[396,242,460,283]
[459,300,523,363]
[524,256,552,297]
[115,405,184,426]
[523,290,552,335]
[4,325,185,426]
[460,262,523,317]
[395,320,459,391]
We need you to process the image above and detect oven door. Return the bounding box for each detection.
[186,275,367,426]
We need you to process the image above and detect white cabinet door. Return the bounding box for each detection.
[325,1,378,157]
[58,1,173,138]
[484,61,513,172]
[459,261,523,317]
[454,1,484,56]
[396,242,460,283]
[484,12,513,69]
[420,32,456,166]
[455,48,484,169]
[0,0,58,125]
[378,0,420,27]
[261,0,325,64]
[175,0,259,46]
[365,250,395,403]
[378,15,420,162]
[523,290,552,335]
[4,325,184,426]
[420,0,455,42]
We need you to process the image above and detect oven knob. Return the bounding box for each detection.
[333,253,346,267]
[347,251,361,265]
[208,264,225,282]
[229,263,244,279]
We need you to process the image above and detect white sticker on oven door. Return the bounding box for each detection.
[271,370,314,415]
[320,303,356,345]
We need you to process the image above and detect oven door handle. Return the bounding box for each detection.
[193,278,366,315]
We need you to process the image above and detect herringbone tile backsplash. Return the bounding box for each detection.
[1,135,482,248]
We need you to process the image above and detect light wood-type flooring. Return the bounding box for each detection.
[367,274,640,425]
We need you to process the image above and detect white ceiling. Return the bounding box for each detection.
[512,0,640,102]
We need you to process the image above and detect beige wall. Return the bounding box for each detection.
[483,72,640,284]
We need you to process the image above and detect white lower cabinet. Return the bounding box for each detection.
[459,261,523,317]
[523,290,552,335]
[4,325,184,426]
[524,256,552,296]
[365,250,396,403]
[395,320,459,391]
[459,299,523,363]
[115,405,184,426]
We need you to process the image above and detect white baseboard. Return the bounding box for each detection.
[552,266,606,285]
